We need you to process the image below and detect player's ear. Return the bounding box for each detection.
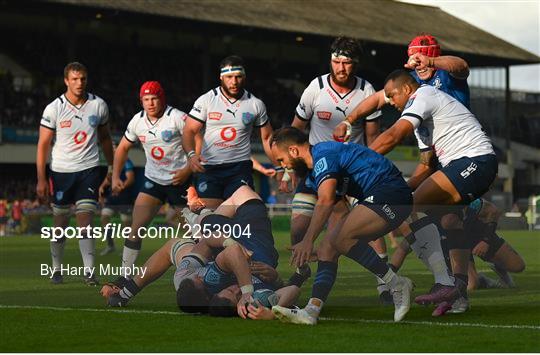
[288,145,299,158]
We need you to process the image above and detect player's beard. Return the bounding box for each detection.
[221,83,244,99]
[291,157,309,179]
[330,68,352,87]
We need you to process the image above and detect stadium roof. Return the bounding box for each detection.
[49,0,539,65]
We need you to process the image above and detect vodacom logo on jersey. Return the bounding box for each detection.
[73,131,88,144]
[220,126,237,142]
[151,146,165,160]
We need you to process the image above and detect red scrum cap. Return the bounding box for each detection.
[139,81,165,103]
[407,34,441,57]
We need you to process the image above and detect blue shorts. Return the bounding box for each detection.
[353,181,413,231]
[50,167,100,206]
[440,154,498,204]
[294,177,317,195]
[201,199,278,268]
[193,160,254,200]
[140,177,190,206]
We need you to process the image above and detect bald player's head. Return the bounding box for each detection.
[383,70,419,112]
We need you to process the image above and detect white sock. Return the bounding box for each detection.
[50,240,65,272]
[122,246,140,278]
[381,269,399,288]
[305,298,323,317]
[409,219,454,286]
[78,238,95,273]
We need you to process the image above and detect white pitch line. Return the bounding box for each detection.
[1,304,539,330]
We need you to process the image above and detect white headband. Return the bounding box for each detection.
[220,66,246,77]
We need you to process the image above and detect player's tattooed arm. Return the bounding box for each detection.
[407,149,437,191]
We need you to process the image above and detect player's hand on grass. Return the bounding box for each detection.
[250,261,278,283]
[111,177,125,195]
[289,239,314,268]
[188,154,206,173]
[237,292,254,319]
[171,168,191,185]
[247,301,274,320]
[36,179,49,202]
[472,240,489,258]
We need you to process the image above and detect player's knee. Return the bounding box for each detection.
[317,240,339,262]
[440,213,462,229]
[478,200,501,223]
[75,199,98,215]
[101,207,114,218]
[52,204,71,216]
[119,213,132,225]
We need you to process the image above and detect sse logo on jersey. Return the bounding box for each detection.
[316,111,332,120]
[209,112,222,120]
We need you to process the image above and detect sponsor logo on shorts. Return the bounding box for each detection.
[56,191,64,201]
[316,111,332,120]
[144,181,154,189]
[364,195,374,203]
[460,162,478,179]
[209,112,222,120]
[60,121,72,128]
[314,157,328,176]
[382,204,396,220]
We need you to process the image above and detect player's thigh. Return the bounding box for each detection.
[131,192,163,229]
[333,205,391,254]
[413,170,460,212]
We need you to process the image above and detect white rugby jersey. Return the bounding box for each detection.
[188,87,269,164]
[295,74,381,145]
[124,106,188,185]
[40,93,109,173]
[400,85,495,167]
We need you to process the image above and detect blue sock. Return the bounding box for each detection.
[345,241,390,279]
[312,261,338,302]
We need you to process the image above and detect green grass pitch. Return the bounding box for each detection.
[1,227,539,352]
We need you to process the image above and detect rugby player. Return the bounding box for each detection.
[364,70,497,315]
[37,62,114,285]
[182,55,276,211]
[288,37,391,303]
[111,81,192,278]
[270,127,414,324]
[98,155,136,256]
